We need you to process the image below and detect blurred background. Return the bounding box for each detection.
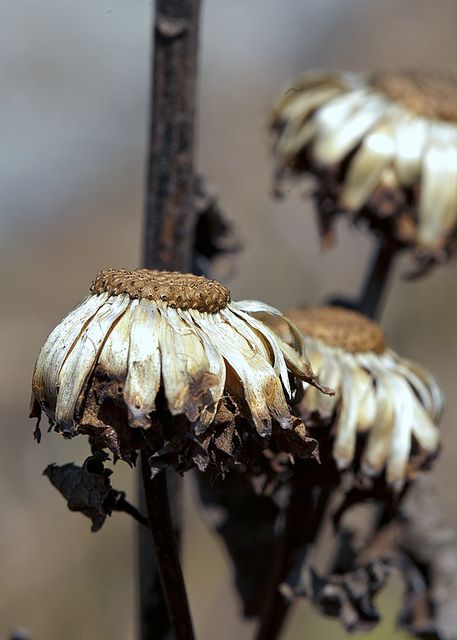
[2,0,457,638]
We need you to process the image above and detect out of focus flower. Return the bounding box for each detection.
[31,268,324,469]
[271,70,457,272]
[277,306,443,487]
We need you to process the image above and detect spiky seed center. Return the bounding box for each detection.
[91,268,231,313]
[287,306,386,354]
[372,70,457,122]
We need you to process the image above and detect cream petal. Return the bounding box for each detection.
[340,123,396,209]
[98,300,138,378]
[158,308,211,422]
[393,116,429,186]
[397,358,444,422]
[54,294,130,432]
[411,401,440,453]
[195,314,292,435]
[333,355,368,469]
[394,359,443,421]
[233,300,315,382]
[220,308,270,359]
[313,94,387,165]
[385,376,414,487]
[186,310,226,433]
[418,134,457,249]
[357,383,377,432]
[226,306,292,397]
[278,85,343,124]
[123,300,161,428]
[278,119,318,157]
[313,88,371,135]
[355,354,377,431]
[313,350,341,418]
[32,293,109,412]
[361,366,395,476]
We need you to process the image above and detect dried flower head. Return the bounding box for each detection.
[271,69,457,272]
[31,268,324,472]
[276,306,443,487]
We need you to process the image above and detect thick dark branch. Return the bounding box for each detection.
[356,239,397,320]
[139,1,201,638]
[143,0,201,272]
[141,451,195,640]
[255,480,330,640]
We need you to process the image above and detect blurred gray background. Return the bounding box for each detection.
[2,1,457,638]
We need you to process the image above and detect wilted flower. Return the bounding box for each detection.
[271,70,457,271]
[31,268,324,471]
[276,306,443,487]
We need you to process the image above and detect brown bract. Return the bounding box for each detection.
[373,71,457,122]
[91,268,231,313]
[287,307,386,354]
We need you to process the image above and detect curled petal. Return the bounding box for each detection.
[32,293,108,412]
[159,307,211,422]
[123,301,161,428]
[54,295,130,432]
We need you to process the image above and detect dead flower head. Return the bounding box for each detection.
[271,69,457,273]
[278,306,443,488]
[31,268,325,471]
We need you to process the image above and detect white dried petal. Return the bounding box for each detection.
[54,294,130,431]
[33,293,109,411]
[418,133,457,249]
[159,307,211,422]
[123,300,161,428]
[313,94,387,165]
[194,313,292,436]
[341,123,396,209]
[98,300,138,378]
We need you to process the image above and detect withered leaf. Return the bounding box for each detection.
[396,553,441,640]
[296,561,390,632]
[44,452,132,532]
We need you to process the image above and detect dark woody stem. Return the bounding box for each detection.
[355,238,398,320]
[139,0,201,638]
[255,480,330,640]
[141,451,196,640]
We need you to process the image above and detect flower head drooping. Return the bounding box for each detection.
[31,268,324,471]
[276,306,443,488]
[271,70,457,273]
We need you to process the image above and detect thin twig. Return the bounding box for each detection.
[114,495,148,527]
[356,238,398,319]
[139,0,201,638]
[141,450,196,640]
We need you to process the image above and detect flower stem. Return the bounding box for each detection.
[139,0,201,637]
[255,480,330,640]
[356,238,398,320]
[140,450,196,640]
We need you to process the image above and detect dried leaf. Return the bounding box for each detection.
[396,554,440,640]
[44,452,137,531]
[290,561,389,632]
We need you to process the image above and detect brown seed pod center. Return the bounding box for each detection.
[91,268,231,313]
[287,306,386,354]
[372,70,457,122]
